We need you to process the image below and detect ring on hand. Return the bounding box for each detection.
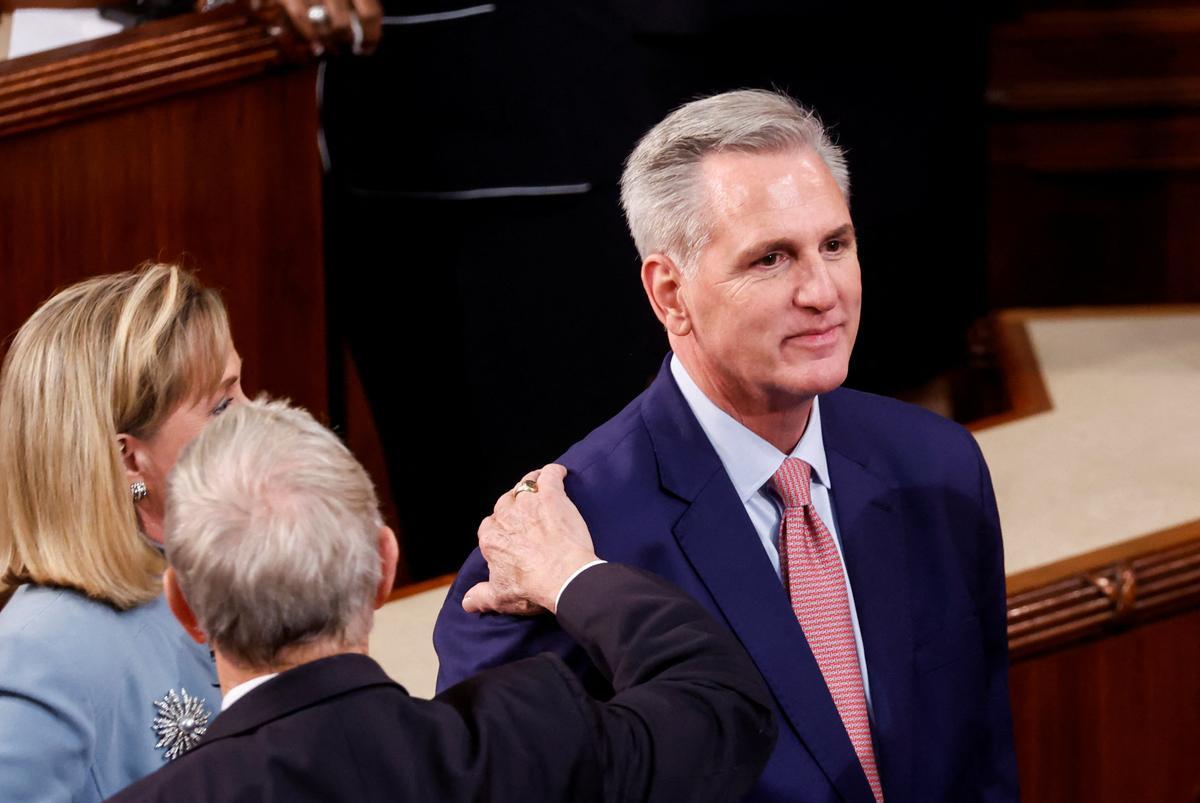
[306,4,330,28]
[512,479,538,498]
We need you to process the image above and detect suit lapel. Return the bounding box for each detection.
[822,391,916,803]
[641,364,876,803]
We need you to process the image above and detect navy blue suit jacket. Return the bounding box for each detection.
[435,359,1019,802]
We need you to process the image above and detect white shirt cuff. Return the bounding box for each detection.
[554,559,607,611]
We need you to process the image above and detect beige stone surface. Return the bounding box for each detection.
[975,312,1200,575]
[368,583,450,699]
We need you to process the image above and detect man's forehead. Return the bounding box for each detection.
[697,147,840,216]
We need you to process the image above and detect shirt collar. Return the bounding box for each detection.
[670,355,832,504]
[221,672,279,712]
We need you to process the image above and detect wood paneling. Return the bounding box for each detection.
[0,9,325,441]
[0,6,304,136]
[0,5,411,583]
[986,8,1200,311]
[989,9,1200,111]
[1009,609,1200,802]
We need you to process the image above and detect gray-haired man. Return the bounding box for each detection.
[108,399,775,802]
[436,89,1019,803]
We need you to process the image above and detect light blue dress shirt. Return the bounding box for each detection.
[670,356,874,714]
[0,583,221,801]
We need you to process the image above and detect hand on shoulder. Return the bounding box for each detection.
[462,464,599,616]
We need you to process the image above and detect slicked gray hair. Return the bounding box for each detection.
[619,88,849,273]
[165,398,382,667]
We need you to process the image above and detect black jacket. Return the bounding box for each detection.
[108,563,776,802]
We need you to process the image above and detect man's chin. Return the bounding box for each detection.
[778,361,850,400]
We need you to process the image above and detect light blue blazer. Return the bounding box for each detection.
[0,584,220,802]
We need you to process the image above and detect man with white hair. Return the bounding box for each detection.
[436,89,1020,802]
[108,399,776,802]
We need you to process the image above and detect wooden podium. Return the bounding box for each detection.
[0,5,326,417]
[981,308,1200,802]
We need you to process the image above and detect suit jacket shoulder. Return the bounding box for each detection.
[559,383,649,471]
[435,360,1018,803]
[820,386,988,481]
[0,585,219,803]
[109,654,599,803]
[112,566,774,803]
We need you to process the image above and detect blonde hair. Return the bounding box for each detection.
[0,264,233,609]
[166,399,382,667]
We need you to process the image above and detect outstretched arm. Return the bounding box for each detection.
[432,466,597,693]
[434,464,776,803]
[557,562,777,803]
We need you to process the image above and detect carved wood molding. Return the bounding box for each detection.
[0,4,304,138]
[1008,535,1200,661]
[974,307,1200,658]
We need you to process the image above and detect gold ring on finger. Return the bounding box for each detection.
[512,479,538,498]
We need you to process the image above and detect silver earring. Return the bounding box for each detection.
[131,480,148,503]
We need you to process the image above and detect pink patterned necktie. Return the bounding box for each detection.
[772,457,883,803]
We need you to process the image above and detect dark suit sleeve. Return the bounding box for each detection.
[557,563,777,802]
[435,563,776,803]
[971,441,1021,801]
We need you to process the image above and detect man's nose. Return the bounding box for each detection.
[792,259,839,312]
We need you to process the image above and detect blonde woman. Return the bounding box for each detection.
[0,265,246,801]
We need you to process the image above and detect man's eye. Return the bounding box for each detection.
[824,239,843,253]
[212,397,233,416]
[755,253,783,267]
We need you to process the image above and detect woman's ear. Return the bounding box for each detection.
[116,433,144,482]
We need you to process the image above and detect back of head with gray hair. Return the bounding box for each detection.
[619,88,849,272]
[165,398,382,668]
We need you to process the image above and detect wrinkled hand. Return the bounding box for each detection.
[276,0,382,56]
[462,464,597,616]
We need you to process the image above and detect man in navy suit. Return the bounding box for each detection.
[109,400,774,802]
[435,89,1019,802]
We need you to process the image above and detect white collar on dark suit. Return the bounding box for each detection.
[221,673,279,712]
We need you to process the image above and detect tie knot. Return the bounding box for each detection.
[771,457,813,509]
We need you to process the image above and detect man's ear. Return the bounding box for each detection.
[641,254,692,336]
[374,526,399,609]
[163,568,207,645]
